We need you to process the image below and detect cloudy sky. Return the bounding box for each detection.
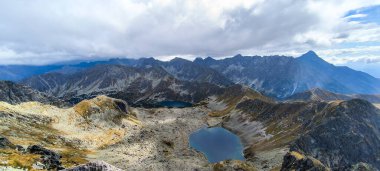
[1,0,380,77]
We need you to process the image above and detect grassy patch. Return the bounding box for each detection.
[0,149,40,170]
[59,148,90,168]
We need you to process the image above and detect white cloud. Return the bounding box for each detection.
[0,0,380,64]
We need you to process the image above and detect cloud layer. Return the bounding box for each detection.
[0,0,380,65]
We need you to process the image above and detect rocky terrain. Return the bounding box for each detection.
[0,86,379,171]
[0,94,253,170]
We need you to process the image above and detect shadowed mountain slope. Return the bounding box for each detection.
[0,81,59,105]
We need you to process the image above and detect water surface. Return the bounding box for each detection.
[189,127,245,163]
[158,101,192,108]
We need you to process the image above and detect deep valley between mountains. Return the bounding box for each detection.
[0,52,380,171]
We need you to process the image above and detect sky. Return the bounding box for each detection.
[0,0,380,77]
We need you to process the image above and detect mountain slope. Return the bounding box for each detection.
[21,64,224,106]
[291,99,380,169]
[0,81,58,105]
[194,51,380,98]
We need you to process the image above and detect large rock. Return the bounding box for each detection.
[0,136,16,149]
[280,151,329,171]
[27,145,63,170]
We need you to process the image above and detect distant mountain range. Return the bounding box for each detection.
[1,51,380,98]
[285,88,380,103]
[194,51,380,98]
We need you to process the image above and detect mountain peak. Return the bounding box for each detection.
[170,57,190,63]
[233,54,243,58]
[297,50,330,66]
[204,56,216,62]
[299,50,319,59]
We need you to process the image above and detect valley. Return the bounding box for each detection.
[0,52,380,171]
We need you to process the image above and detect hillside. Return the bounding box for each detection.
[222,98,380,170]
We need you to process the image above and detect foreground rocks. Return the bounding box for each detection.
[1,95,380,171]
[0,136,65,170]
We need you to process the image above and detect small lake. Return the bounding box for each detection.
[189,127,245,163]
[158,101,192,108]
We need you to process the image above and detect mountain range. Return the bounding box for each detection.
[1,51,379,99]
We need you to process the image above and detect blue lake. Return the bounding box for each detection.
[158,101,192,108]
[189,127,245,163]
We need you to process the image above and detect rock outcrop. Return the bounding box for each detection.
[27,145,63,170]
[280,151,329,171]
